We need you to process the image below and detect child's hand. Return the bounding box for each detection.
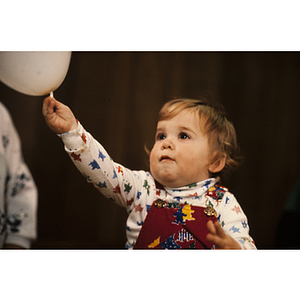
[42,96,78,134]
[206,220,241,249]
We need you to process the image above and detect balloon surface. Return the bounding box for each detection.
[0,51,72,96]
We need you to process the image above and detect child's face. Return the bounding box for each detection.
[150,109,212,188]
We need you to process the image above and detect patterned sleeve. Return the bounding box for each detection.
[0,103,38,248]
[216,192,256,250]
[59,121,146,211]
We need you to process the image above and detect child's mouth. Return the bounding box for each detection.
[160,156,174,162]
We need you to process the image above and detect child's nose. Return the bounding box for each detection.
[162,138,174,150]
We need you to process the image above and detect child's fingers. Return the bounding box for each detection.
[42,97,55,117]
[206,220,226,248]
[206,233,223,247]
[42,98,49,117]
[212,220,226,238]
[207,220,225,238]
[206,220,241,249]
[206,220,217,235]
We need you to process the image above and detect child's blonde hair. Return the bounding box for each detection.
[157,97,243,181]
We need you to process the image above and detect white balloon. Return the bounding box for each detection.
[0,51,72,96]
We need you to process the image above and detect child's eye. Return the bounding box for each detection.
[179,132,189,139]
[157,133,166,140]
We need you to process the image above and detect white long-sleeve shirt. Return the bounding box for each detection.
[0,102,38,248]
[59,121,256,249]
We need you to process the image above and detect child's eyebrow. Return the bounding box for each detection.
[156,125,197,136]
[179,126,197,135]
[156,124,166,132]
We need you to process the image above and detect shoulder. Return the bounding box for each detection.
[206,184,231,201]
[0,102,5,111]
[0,102,11,122]
[205,184,237,208]
[0,102,14,136]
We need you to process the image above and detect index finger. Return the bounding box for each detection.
[42,97,55,117]
[213,220,227,238]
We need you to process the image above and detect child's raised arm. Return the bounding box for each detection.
[42,96,78,134]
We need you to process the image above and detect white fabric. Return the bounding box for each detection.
[0,102,38,248]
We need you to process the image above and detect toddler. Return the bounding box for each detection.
[42,96,256,249]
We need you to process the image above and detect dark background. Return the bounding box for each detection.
[1,51,300,249]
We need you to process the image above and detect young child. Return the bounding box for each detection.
[42,96,256,250]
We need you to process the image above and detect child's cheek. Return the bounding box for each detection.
[149,150,155,171]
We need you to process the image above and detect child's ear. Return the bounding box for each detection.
[208,154,226,174]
